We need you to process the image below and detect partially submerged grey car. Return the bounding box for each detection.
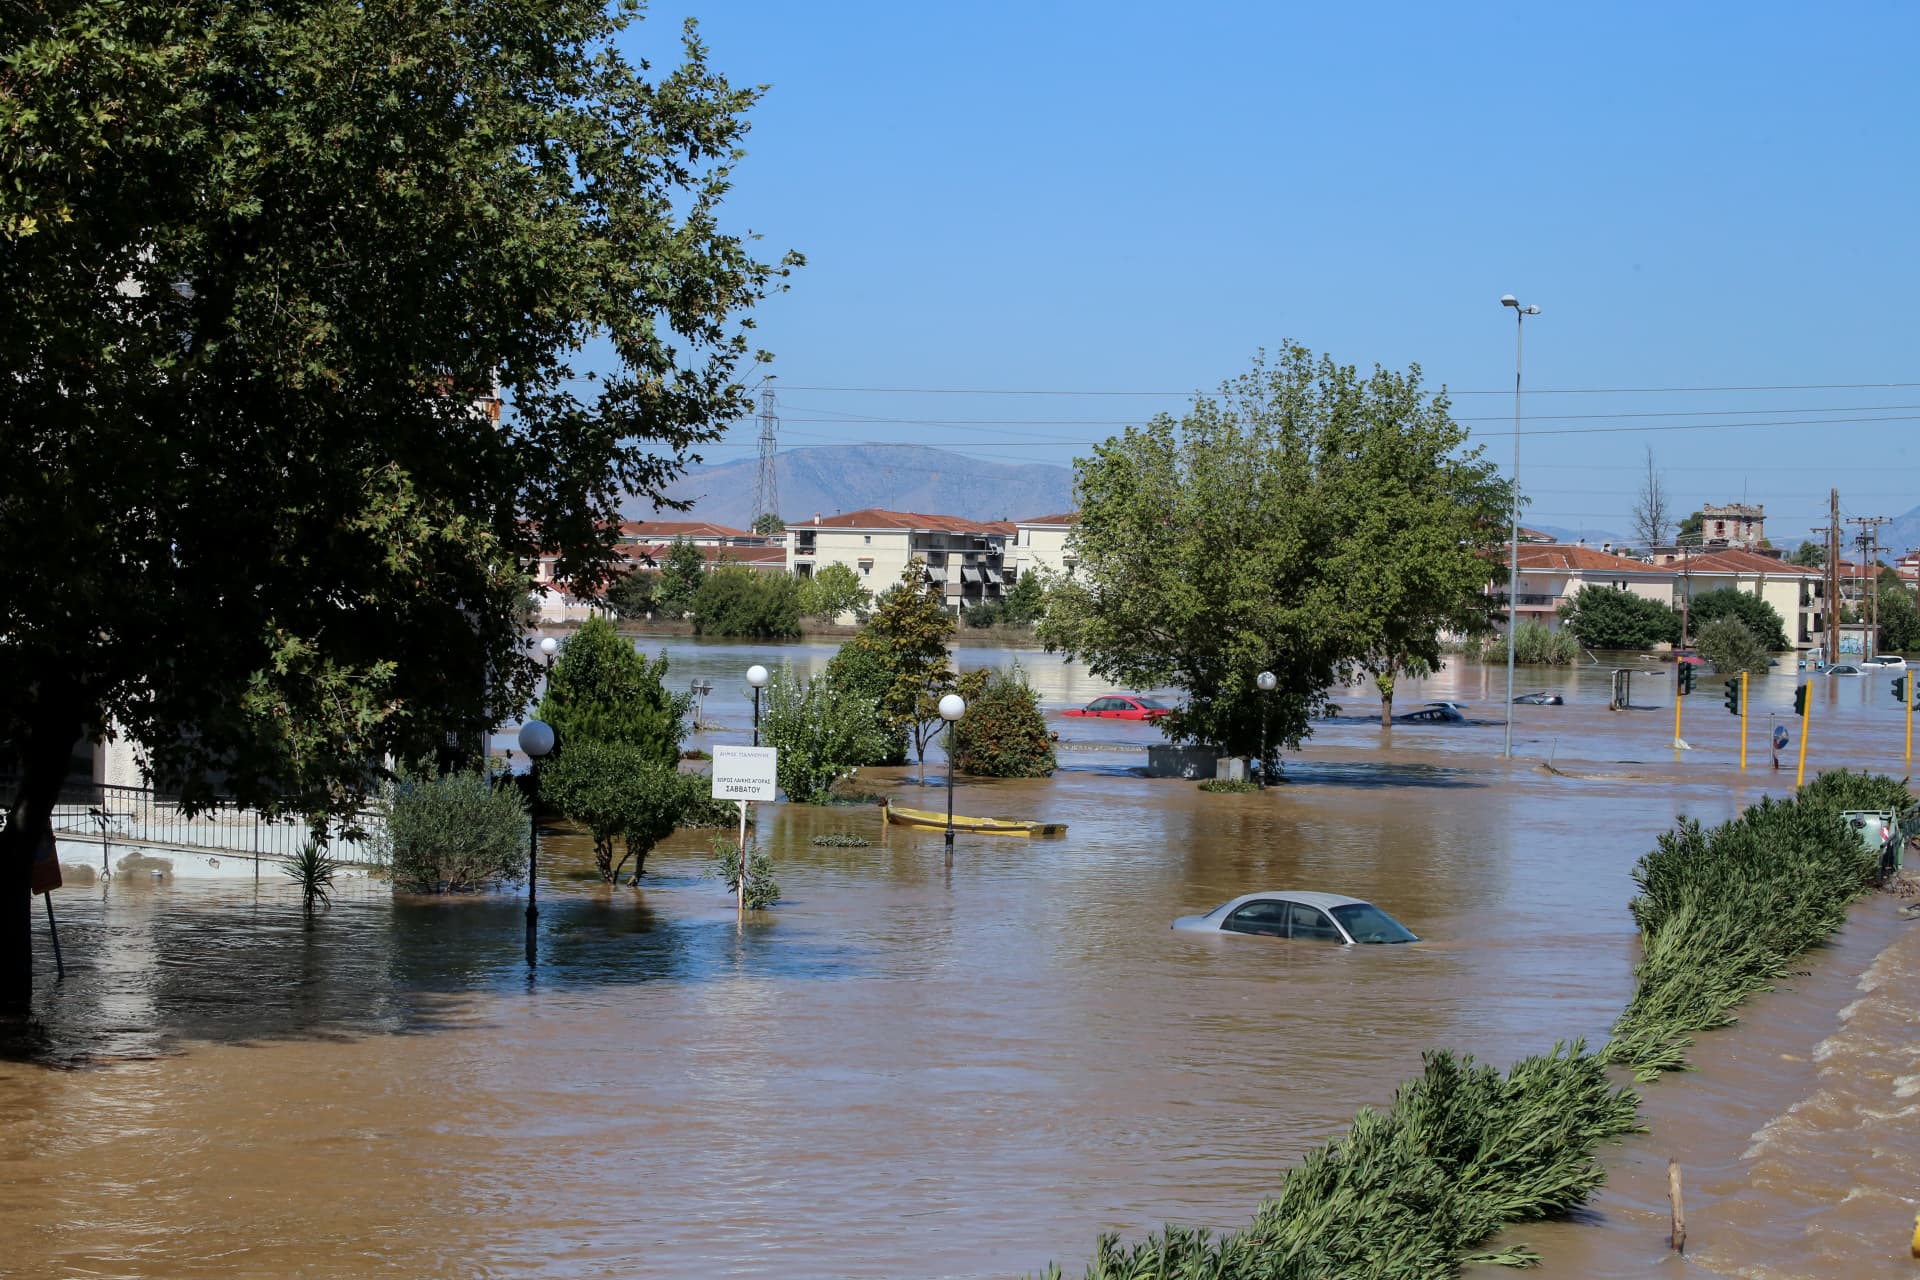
[1173,891,1418,944]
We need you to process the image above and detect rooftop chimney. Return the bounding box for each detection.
[813,513,821,525]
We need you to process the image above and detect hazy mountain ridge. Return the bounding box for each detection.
[628,443,1076,528]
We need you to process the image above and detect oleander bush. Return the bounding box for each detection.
[950,664,1055,778]
[710,836,779,909]
[382,768,530,894]
[1032,1043,1638,1279]
[1603,769,1913,1079]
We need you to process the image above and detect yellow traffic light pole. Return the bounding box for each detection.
[1795,682,1812,789]
[1739,671,1749,771]
[1673,670,1685,749]
[1906,674,1913,766]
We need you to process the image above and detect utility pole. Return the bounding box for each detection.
[1847,515,1890,659]
[1827,490,1841,663]
[752,377,779,530]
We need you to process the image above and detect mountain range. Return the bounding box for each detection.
[627,443,1076,528]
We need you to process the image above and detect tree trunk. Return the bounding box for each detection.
[1379,691,1393,728]
[1,695,85,1017]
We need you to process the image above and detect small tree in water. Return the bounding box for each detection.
[539,741,688,883]
[951,665,1055,777]
[536,617,686,769]
[850,561,955,784]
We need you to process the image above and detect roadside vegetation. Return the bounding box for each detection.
[1692,617,1770,674]
[691,567,802,638]
[797,562,871,621]
[1474,621,1580,666]
[759,662,895,803]
[1685,587,1789,651]
[1603,769,1912,1079]
[1558,585,1682,650]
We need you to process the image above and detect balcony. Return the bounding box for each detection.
[1490,592,1557,608]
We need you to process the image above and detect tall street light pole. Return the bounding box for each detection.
[1499,294,1541,760]
[517,717,554,968]
[938,693,966,864]
[1255,671,1277,786]
[746,664,769,747]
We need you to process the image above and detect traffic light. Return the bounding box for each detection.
[1895,675,1909,705]
[1723,678,1740,716]
[1793,684,1808,717]
[1677,664,1694,696]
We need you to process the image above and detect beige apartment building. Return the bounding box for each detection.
[1673,548,1826,649]
[788,508,1014,619]
[1500,546,1678,631]
[1010,511,1080,582]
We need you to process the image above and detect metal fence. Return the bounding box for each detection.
[8,779,383,870]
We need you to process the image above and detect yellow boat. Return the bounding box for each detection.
[881,799,1066,838]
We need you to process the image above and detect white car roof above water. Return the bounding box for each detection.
[1207,890,1371,915]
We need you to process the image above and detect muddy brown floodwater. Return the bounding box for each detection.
[3,651,1916,1278]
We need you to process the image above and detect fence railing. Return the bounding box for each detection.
[6,779,383,870]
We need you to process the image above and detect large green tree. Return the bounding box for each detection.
[536,617,686,768]
[797,562,871,620]
[1041,346,1510,760]
[655,538,708,619]
[690,567,801,637]
[1877,580,1920,652]
[0,0,795,1006]
[1685,588,1790,651]
[1791,541,1826,569]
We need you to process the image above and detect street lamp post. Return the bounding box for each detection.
[517,717,555,967]
[1255,671,1277,785]
[1499,293,1541,760]
[746,664,769,746]
[938,693,967,861]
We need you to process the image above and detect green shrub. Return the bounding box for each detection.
[950,664,1055,777]
[382,769,530,893]
[710,836,779,909]
[537,616,686,768]
[1602,769,1913,1079]
[823,640,908,764]
[1032,1043,1638,1279]
[760,661,897,803]
[691,567,802,638]
[539,741,689,882]
[1198,778,1260,794]
[1478,621,1579,665]
[811,833,870,847]
[962,601,1005,628]
[1693,616,1769,674]
[676,778,756,829]
[1686,587,1789,650]
[1558,585,1681,649]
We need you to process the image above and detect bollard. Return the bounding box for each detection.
[1668,1160,1686,1253]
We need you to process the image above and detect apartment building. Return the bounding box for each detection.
[1498,546,1678,631]
[788,508,1014,617]
[1010,512,1080,582]
[1672,548,1826,650]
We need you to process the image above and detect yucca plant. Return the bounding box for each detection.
[283,839,337,916]
[710,836,779,910]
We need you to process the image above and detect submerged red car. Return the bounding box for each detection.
[1063,695,1172,721]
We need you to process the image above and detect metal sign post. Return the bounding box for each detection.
[711,745,778,916]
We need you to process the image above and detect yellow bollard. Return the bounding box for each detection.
[1795,682,1812,789]
[1910,1210,1919,1258]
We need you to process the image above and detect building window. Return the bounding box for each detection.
[863,534,871,544]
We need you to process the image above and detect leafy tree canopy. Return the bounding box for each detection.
[851,562,956,781]
[822,641,908,765]
[537,618,686,768]
[1686,588,1790,651]
[1791,542,1826,568]
[798,561,871,620]
[1693,617,1771,675]
[752,514,786,535]
[539,740,688,883]
[605,568,658,620]
[691,567,801,638]
[1040,345,1510,762]
[0,0,795,1003]
[759,662,895,803]
[1001,570,1049,625]
[1677,511,1704,540]
[656,538,709,619]
[1558,586,1682,650]
[1877,580,1920,653]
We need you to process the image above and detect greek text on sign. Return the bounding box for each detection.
[710,745,778,802]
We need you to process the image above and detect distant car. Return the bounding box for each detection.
[1173,891,1418,944]
[1821,663,1866,677]
[1512,691,1564,705]
[1062,694,1171,721]
[1673,651,1707,667]
[1862,655,1908,673]
[1394,702,1467,724]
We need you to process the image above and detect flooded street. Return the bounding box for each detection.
[3,647,1915,1279]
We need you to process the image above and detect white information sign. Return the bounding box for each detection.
[710,744,779,803]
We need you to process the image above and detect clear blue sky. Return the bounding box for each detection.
[628,2,1920,545]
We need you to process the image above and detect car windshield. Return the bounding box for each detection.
[1329,903,1417,944]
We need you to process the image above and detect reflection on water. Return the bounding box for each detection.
[3,653,1915,1279]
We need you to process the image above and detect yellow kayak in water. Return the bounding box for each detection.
[880,799,1066,838]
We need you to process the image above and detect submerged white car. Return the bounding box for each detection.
[1172,891,1418,944]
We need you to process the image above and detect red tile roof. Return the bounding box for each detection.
[617,543,788,569]
[1684,549,1820,576]
[1017,511,1081,526]
[802,508,1013,536]
[1511,546,1666,573]
[618,519,756,540]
